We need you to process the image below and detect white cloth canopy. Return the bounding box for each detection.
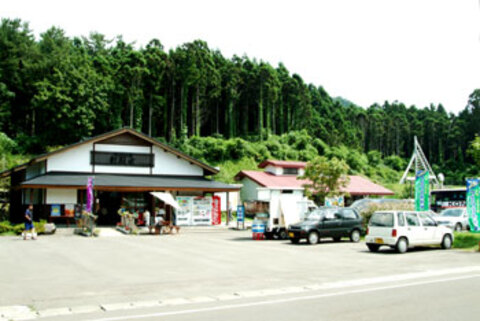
[150,192,181,210]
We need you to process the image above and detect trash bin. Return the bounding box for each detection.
[252,219,266,240]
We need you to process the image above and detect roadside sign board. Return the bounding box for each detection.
[467,178,480,232]
[415,170,429,211]
[237,205,245,223]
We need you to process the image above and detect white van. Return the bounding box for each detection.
[365,211,454,253]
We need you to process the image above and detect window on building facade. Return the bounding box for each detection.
[283,168,299,175]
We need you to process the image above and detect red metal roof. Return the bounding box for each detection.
[235,171,394,196]
[340,175,394,196]
[235,171,309,188]
[258,160,307,169]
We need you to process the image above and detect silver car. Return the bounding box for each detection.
[434,208,469,232]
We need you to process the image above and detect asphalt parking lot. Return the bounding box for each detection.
[1,228,479,315]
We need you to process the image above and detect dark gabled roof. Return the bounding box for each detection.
[0,128,219,178]
[19,172,240,192]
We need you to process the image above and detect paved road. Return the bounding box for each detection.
[43,269,480,321]
[1,228,479,320]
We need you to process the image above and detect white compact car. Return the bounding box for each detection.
[434,208,469,232]
[366,211,454,253]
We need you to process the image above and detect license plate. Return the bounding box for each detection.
[289,232,294,238]
[375,238,384,244]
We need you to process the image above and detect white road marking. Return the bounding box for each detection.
[88,274,480,321]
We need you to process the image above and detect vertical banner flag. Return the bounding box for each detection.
[415,170,429,211]
[86,177,94,213]
[211,196,221,225]
[466,178,480,233]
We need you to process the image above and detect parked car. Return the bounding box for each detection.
[288,207,363,244]
[433,208,469,232]
[365,211,454,253]
[349,198,413,214]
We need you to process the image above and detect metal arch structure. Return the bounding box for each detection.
[399,136,440,186]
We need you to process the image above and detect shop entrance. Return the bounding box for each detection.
[97,191,122,225]
[96,191,157,226]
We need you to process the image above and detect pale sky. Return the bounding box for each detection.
[2,0,480,113]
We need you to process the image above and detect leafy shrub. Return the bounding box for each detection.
[0,220,47,235]
[384,155,406,171]
[367,150,382,167]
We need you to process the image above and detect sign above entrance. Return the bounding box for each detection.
[91,151,154,167]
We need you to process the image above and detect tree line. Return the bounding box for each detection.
[1,18,479,182]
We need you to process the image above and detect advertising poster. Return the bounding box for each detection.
[64,204,75,217]
[192,197,212,225]
[467,178,480,233]
[176,196,193,226]
[212,196,221,225]
[415,170,429,211]
[325,196,344,207]
[51,204,61,217]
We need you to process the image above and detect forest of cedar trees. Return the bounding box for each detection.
[1,18,480,187]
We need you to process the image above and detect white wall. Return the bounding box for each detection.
[48,142,93,173]
[264,165,282,175]
[46,189,77,204]
[94,144,150,153]
[47,141,205,176]
[214,191,240,211]
[152,146,203,176]
[240,178,262,201]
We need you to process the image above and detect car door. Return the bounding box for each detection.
[339,209,358,236]
[405,212,422,245]
[418,212,438,244]
[322,213,342,237]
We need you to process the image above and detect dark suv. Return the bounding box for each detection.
[288,207,363,244]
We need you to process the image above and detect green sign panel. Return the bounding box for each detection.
[415,170,429,211]
[467,178,480,233]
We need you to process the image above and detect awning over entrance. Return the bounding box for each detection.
[150,192,181,210]
[19,172,240,192]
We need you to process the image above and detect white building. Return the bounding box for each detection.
[234,160,394,206]
[2,128,239,225]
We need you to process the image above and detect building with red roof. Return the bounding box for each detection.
[234,160,394,205]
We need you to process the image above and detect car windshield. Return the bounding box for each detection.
[369,212,394,227]
[441,209,464,217]
[305,208,337,221]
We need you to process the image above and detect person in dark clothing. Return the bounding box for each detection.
[23,204,36,240]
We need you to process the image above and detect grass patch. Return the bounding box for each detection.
[453,232,480,250]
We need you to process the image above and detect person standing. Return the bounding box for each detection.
[24,204,36,240]
[143,209,151,233]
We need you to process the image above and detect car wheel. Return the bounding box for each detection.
[278,230,288,240]
[367,243,380,252]
[396,237,408,253]
[441,234,452,249]
[290,238,300,244]
[350,229,361,243]
[454,223,462,232]
[333,237,341,242]
[307,231,319,244]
